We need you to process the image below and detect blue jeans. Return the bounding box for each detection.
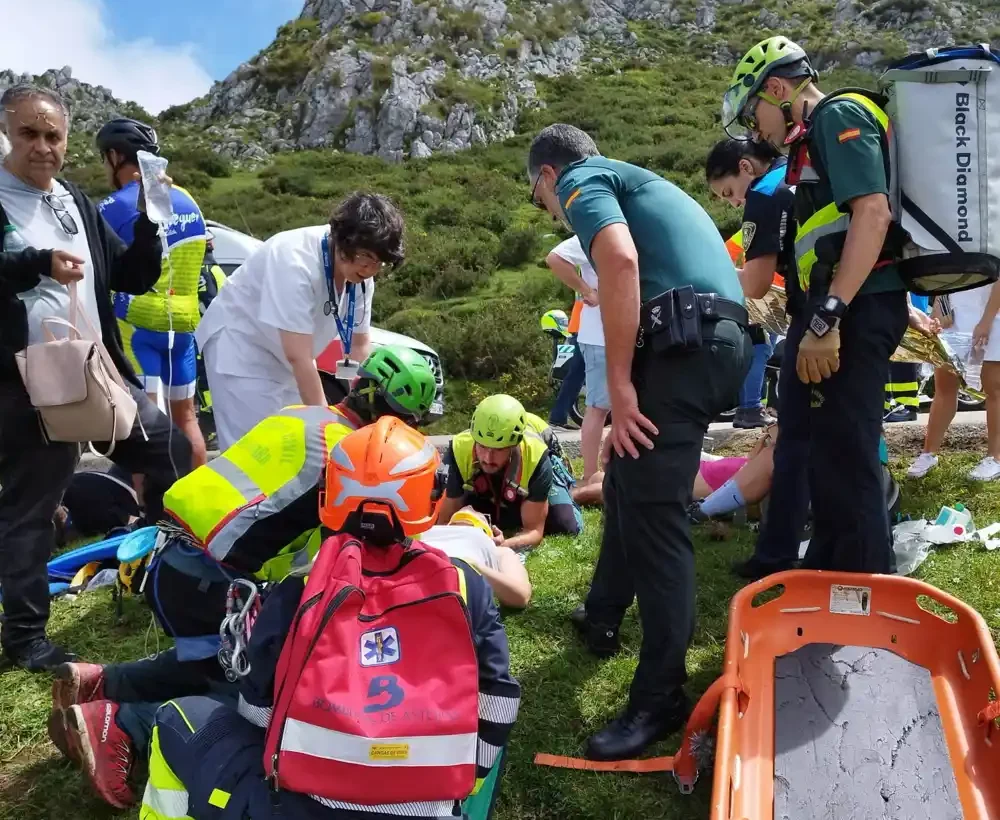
[738,341,773,409]
[549,337,586,425]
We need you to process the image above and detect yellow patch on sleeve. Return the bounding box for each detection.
[563,189,582,209]
[208,789,231,808]
[837,128,861,143]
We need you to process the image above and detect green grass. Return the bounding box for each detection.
[3,449,1000,818]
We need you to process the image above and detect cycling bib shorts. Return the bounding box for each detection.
[129,328,198,400]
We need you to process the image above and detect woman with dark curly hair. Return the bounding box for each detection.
[196,192,405,448]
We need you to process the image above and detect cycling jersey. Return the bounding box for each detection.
[99,181,207,333]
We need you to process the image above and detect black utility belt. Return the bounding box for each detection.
[637,286,748,353]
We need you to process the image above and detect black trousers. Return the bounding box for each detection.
[586,319,750,710]
[779,291,907,573]
[0,379,192,654]
[753,312,811,565]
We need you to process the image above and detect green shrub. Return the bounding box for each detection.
[497,226,541,267]
[356,11,385,28]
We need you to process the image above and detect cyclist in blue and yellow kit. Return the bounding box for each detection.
[96,119,209,466]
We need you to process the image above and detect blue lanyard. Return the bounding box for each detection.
[322,234,356,356]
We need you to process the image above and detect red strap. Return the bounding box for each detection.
[977,701,1000,725]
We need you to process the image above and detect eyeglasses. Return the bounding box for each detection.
[529,173,545,209]
[42,193,78,236]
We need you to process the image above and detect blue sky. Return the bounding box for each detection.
[110,0,304,82]
[4,0,305,113]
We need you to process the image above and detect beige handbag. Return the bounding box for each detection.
[15,281,137,456]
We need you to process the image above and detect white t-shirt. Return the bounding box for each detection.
[551,236,603,347]
[418,525,501,572]
[195,225,374,380]
[0,165,101,342]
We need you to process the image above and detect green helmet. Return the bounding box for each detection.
[470,394,527,448]
[722,36,814,137]
[359,345,437,419]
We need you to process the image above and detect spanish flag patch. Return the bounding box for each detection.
[564,189,582,209]
[838,128,861,143]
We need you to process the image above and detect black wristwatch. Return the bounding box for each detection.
[808,295,848,338]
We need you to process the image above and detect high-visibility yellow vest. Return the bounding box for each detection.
[164,404,359,576]
[452,428,549,501]
[793,92,895,292]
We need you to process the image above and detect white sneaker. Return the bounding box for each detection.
[969,456,1000,482]
[907,453,939,478]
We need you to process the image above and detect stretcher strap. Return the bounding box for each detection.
[977,701,1000,725]
[533,754,675,773]
[534,673,743,778]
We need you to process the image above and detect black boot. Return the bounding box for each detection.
[585,694,691,761]
[731,555,799,582]
[570,605,620,658]
[3,638,76,672]
[733,406,770,429]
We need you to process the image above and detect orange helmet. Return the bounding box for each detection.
[320,416,441,542]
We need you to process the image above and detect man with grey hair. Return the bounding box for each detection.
[0,84,192,671]
[527,123,751,760]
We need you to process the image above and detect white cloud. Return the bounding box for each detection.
[1,0,213,114]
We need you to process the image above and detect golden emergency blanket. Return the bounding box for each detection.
[746,285,984,399]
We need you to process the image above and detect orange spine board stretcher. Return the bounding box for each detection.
[536,570,1000,818]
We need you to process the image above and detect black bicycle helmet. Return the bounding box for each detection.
[96,118,160,161]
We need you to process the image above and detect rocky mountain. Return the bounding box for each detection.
[4,0,999,166]
[171,0,999,164]
[0,66,147,135]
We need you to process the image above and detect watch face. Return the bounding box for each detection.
[824,296,839,312]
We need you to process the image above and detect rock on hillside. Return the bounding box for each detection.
[174,0,1000,163]
[0,66,144,134]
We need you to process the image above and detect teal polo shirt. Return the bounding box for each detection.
[555,157,743,304]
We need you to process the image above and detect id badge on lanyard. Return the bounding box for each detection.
[322,235,360,380]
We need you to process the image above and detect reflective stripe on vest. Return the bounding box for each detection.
[140,725,192,820]
[452,429,548,494]
[163,405,357,564]
[794,92,891,291]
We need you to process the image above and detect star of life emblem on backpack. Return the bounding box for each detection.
[360,627,400,667]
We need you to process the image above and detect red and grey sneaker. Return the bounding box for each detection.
[52,662,105,711]
[64,700,136,809]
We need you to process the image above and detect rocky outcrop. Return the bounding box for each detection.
[0,66,136,134]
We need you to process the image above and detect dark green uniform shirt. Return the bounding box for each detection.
[555,157,744,304]
[808,98,906,295]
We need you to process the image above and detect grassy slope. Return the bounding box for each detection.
[2,448,1000,819]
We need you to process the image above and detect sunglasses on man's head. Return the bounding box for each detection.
[43,193,78,236]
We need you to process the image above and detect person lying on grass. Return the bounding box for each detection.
[573,424,778,522]
[420,506,533,608]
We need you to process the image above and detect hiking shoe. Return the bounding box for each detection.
[907,453,939,479]
[53,663,106,710]
[549,420,580,431]
[885,405,917,423]
[65,701,136,809]
[970,456,1000,482]
[733,407,769,429]
[3,638,76,672]
[570,605,621,658]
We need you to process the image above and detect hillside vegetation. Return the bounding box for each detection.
[64,58,874,430]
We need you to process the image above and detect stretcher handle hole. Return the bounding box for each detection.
[891,634,898,644]
[915,594,958,624]
[796,627,803,637]
[751,584,785,608]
